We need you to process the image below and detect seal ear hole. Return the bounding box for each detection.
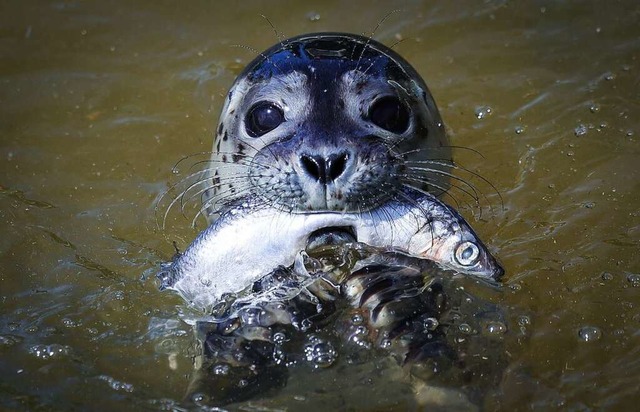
[368,96,410,134]
[245,101,284,137]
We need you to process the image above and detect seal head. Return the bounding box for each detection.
[206,32,450,218]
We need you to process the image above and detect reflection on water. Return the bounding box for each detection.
[1,1,639,410]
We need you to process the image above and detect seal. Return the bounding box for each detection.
[201,32,452,220]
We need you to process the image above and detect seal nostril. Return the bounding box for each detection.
[301,154,327,183]
[326,152,348,182]
[300,152,349,184]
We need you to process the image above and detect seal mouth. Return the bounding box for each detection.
[306,226,357,250]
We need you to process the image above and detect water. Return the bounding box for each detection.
[1,1,639,410]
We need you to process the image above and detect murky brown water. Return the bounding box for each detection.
[1,1,639,410]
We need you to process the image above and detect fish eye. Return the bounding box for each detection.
[245,101,284,137]
[368,96,410,134]
[454,241,480,266]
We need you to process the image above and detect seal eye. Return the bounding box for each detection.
[368,96,410,134]
[246,102,284,137]
[454,241,480,266]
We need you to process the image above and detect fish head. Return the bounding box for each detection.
[415,215,504,280]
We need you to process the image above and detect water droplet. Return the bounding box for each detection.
[97,375,134,392]
[474,105,492,119]
[424,317,439,331]
[574,124,588,137]
[212,363,230,375]
[517,315,531,326]
[351,313,364,325]
[354,325,369,336]
[62,318,81,328]
[601,272,613,281]
[273,331,286,345]
[578,326,602,342]
[304,336,337,368]
[603,72,615,81]
[483,321,507,336]
[514,125,526,134]
[626,273,640,287]
[191,392,207,404]
[379,338,392,349]
[306,12,321,21]
[458,323,472,334]
[28,344,72,360]
[582,202,595,209]
[589,103,600,113]
[237,379,248,388]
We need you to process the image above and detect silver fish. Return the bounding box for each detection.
[158,188,503,311]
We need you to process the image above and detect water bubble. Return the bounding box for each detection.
[212,363,230,376]
[514,125,526,134]
[28,344,72,360]
[191,392,207,404]
[578,326,602,342]
[574,124,588,137]
[582,202,595,209]
[272,331,287,345]
[589,103,600,113]
[97,375,134,392]
[379,338,392,349]
[483,321,507,336]
[517,315,531,327]
[424,317,439,331]
[304,336,337,368]
[601,272,613,281]
[351,313,364,325]
[458,323,472,334]
[306,12,321,21]
[474,105,492,119]
[626,273,640,287]
[603,72,615,81]
[237,379,248,388]
[299,318,312,331]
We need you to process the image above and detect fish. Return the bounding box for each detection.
[157,188,503,311]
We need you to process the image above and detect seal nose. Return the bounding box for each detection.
[300,152,349,184]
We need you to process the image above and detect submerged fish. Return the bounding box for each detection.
[157,188,503,311]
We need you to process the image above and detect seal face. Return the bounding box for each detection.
[205,32,451,218]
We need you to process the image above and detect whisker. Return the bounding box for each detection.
[406,166,481,201]
[407,159,503,210]
[230,44,284,75]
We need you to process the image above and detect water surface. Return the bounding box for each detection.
[1,1,639,410]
